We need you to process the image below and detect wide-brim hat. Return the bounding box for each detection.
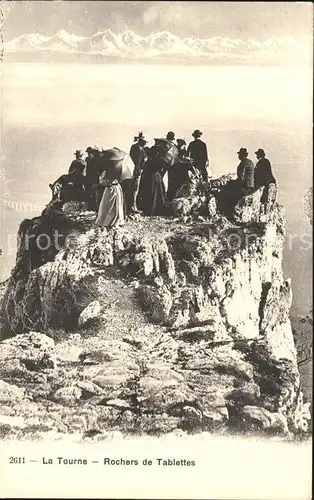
[192,129,202,138]
[255,148,265,155]
[74,150,83,157]
[237,147,248,155]
[134,131,145,140]
[85,146,94,153]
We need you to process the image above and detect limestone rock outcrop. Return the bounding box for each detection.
[0,177,310,440]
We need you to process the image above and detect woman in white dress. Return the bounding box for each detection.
[95,171,124,229]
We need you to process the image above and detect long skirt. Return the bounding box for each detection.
[120,178,133,215]
[96,184,124,229]
[167,162,191,202]
[138,171,167,216]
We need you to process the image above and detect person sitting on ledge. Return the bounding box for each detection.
[254,148,276,187]
[236,147,255,190]
[50,151,86,204]
[49,168,86,204]
[254,148,276,206]
[215,147,255,216]
[68,150,86,175]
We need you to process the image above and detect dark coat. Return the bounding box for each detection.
[237,158,255,188]
[254,158,276,186]
[52,172,86,203]
[137,159,167,215]
[68,159,86,175]
[167,159,193,202]
[129,143,147,177]
[85,157,99,189]
[187,139,208,165]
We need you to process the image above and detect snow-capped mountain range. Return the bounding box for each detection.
[4,29,312,65]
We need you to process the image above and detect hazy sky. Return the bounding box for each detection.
[1,1,313,40]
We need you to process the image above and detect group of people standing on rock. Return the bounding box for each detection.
[49,129,211,229]
[128,129,210,215]
[49,128,276,230]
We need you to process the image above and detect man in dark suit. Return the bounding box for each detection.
[254,149,276,187]
[129,132,148,213]
[187,129,209,182]
[237,147,255,189]
[85,146,99,210]
[68,150,86,175]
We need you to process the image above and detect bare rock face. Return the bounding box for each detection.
[234,406,289,434]
[53,386,82,405]
[0,380,26,404]
[302,186,312,226]
[0,178,310,440]
[78,300,102,326]
[0,332,56,376]
[0,281,8,304]
[233,184,277,225]
[0,328,308,439]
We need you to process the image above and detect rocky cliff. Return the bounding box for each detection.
[0,176,310,441]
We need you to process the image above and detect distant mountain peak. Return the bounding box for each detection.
[56,29,70,37]
[4,29,311,66]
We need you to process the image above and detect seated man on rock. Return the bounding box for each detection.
[68,150,86,175]
[49,167,86,205]
[236,147,255,191]
[215,148,255,216]
[254,149,276,187]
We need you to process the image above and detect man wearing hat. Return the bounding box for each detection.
[187,129,210,182]
[254,149,276,187]
[236,147,255,189]
[68,150,86,175]
[85,146,99,210]
[166,131,176,142]
[129,132,148,213]
[61,150,86,203]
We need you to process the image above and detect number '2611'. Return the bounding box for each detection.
[9,457,25,464]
